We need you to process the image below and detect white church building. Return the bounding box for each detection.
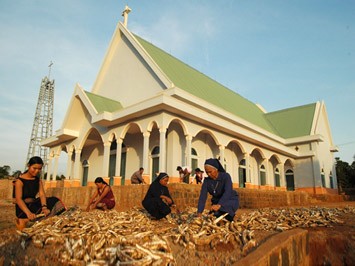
[42,7,338,194]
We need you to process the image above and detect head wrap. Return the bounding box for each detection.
[155,172,169,182]
[204,158,225,172]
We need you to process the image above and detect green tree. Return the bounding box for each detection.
[0,165,11,179]
[335,157,355,192]
[12,170,22,178]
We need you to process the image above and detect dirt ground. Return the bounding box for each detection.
[0,200,354,266]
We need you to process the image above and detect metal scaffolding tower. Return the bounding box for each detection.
[26,63,55,173]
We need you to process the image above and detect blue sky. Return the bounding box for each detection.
[0,0,354,173]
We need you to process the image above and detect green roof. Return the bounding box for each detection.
[134,34,277,134]
[86,32,315,139]
[265,103,316,138]
[85,91,123,113]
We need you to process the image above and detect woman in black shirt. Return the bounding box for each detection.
[142,172,174,219]
[14,156,66,230]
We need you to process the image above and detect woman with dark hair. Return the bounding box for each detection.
[142,173,174,219]
[86,177,115,211]
[197,158,239,221]
[15,156,66,230]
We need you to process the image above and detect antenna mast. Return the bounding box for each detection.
[26,62,55,176]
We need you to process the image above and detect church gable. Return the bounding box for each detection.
[312,102,336,148]
[91,24,167,108]
[62,96,91,132]
[265,103,317,139]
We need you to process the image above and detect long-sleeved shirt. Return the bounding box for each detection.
[131,170,144,184]
[197,171,238,215]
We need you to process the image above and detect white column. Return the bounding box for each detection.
[219,145,225,167]
[245,153,251,183]
[143,132,150,173]
[159,128,167,172]
[279,163,285,187]
[234,156,239,184]
[102,141,111,177]
[66,150,72,179]
[115,139,123,176]
[52,154,59,181]
[46,154,52,181]
[185,135,192,166]
[264,158,270,185]
[73,149,82,180]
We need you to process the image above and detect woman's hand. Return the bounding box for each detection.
[41,207,50,216]
[170,204,180,214]
[160,195,172,205]
[210,204,221,212]
[26,212,36,221]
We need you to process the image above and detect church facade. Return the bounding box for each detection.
[42,10,338,194]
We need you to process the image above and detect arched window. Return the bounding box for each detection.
[274,168,280,187]
[151,146,160,155]
[260,165,266,186]
[329,171,334,189]
[110,140,117,150]
[109,139,117,185]
[82,160,89,186]
[151,146,160,181]
[321,168,326,187]
[120,143,127,183]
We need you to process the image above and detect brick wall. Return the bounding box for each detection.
[52,184,314,211]
[238,229,309,266]
[0,179,14,200]
[1,179,346,210]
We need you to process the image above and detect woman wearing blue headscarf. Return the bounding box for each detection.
[142,172,174,219]
[197,158,239,221]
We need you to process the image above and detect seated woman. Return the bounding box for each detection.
[15,156,66,231]
[86,177,115,211]
[197,158,239,222]
[142,172,174,220]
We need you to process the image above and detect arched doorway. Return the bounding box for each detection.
[238,159,246,188]
[151,146,160,181]
[285,169,295,191]
[108,139,117,186]
[82,160,89,186]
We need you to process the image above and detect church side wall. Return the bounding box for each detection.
[314,109,338,188]
[294,158,316,189]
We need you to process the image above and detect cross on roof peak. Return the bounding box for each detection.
[122,5,132,27]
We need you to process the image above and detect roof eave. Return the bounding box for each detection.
[41,128,79,147]
[285,134,324,145]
